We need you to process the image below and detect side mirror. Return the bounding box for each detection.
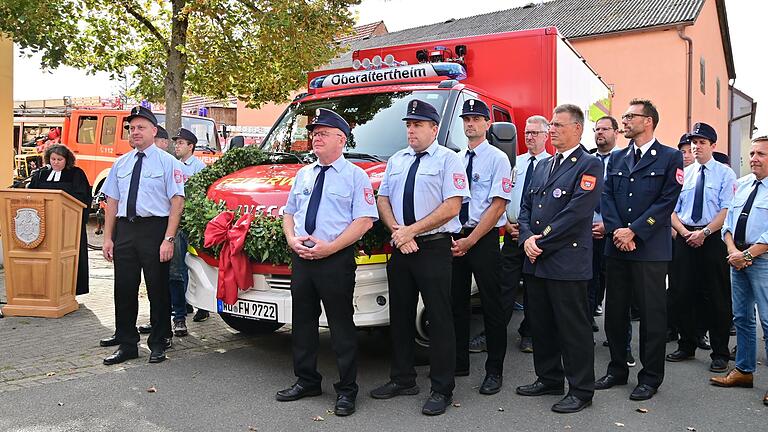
[229,136,245,149]
[487,122,517,170]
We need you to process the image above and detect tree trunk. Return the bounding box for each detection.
[163,0,188,155]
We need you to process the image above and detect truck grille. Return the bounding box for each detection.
[265,275,291,290]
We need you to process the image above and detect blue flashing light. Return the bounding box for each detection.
[433,63,467,81]
[309,75,328,89]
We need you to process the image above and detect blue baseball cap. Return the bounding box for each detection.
[172,127,198,145]
[306,108,351,137]
[689,122,717,143]
[126,105,158,126]
[402,99,440,124]
[459,99,490,119]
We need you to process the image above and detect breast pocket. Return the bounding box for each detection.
[328,186,352,209]
[416,167,442,196]
[608,169,628,193]
[643,167,666,193]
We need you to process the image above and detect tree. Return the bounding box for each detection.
[1,0,360,137]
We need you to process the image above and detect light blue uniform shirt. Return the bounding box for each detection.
[180,154,206,182]
[285,155,378,243]
[102,144,185,217]
[459,140,513,228]
[379,140,470,235]
[723,175,768,252]
[675,158,736,226]
[507,151,551,223]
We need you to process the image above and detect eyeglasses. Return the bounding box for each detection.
[621,113,651,121]
[310,131,343,140]
[524,131,546,137]
[548,122,577,129]
[593,127,615,133]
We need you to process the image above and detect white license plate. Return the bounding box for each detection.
[218,299,278,321]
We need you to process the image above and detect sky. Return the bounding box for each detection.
[13,0,768,133]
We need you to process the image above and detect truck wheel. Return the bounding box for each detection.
[218,312,284,335]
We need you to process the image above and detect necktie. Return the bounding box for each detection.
[520,156,536,206]
[459,150,476,225]
[403,152,427,225]
[126,152,145,221]
[691,165,706,223]
[549,153,563,178]
[304,165,331,235]
[634,148,642,166]
[734,181,761,244]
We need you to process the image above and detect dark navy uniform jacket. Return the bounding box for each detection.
[601,140,684,261]
[519,145,604,280]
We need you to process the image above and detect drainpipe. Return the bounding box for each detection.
[677,26,693,131]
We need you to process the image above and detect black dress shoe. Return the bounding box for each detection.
[103,348,139,365]
[479,374,503,395]
[148,348,167,363]
[710,358,729,373]
[99,334,119,347]
[666,350,695,362]
[629,384,657,401]
[697,335,711,350]
[516,380,565,396]
[594,374,627,390]
[334,394,356,416]
[552,394,592,413]
[422,391,452,416]
[370,381,420,399]
[138,323,152,334]
[275,383,322,401]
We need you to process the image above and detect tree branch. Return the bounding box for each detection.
[234,0,263,15]
[119,0,170,53]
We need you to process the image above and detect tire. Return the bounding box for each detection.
[218,312,284,335]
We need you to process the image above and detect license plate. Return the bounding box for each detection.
[218,299,278,321]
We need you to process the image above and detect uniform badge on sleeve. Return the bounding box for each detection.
[174,169,183,184]
[675,168,684,185]
[453,173,467,189]
[580,174,597,191]
[647,217,656,226]
[502,177,513,193]
[542,225,552,236]
[364,188,375,205]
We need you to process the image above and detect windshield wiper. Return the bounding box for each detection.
[343,152,384,162]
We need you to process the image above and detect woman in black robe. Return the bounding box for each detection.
[29,144,92,295]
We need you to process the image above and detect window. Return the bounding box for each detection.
[101,116,117,146]
[716,78,721,109]
[493,107,511,122]
[700,57,706,94]
[76,116,98,144]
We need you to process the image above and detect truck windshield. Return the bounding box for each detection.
[260,91,450,159]
[155,114,219,150]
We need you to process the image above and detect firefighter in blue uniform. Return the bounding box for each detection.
[451,99,512,395]
[595,99,684,401]
[515,104,603,414]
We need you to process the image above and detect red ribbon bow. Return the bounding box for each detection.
[203,211,254,305]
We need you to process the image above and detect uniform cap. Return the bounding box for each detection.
[689,122,717,143]
[155,125,169,140]
[306,108,351,137]
[402,99,440,124]
[125,105,158,126]
[677,133,690,149]
[459,99,490,119]
[172,127,198,145]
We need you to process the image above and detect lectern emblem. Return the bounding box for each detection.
[14,209,41,246]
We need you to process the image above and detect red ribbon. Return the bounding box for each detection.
[203,212,254,305]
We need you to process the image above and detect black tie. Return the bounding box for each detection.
[634,148,642,166]
[734,180,761,245]
[550,153,563,178]
[403,152,427,225]
[520,155,536,206]
[459,150,476,225]
[126,152,145,221]
[691,165,706,223]
[304,165,331,235]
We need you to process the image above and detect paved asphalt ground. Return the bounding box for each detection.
[1,252,767,431]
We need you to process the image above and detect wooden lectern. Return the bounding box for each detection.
[0,189,86,318]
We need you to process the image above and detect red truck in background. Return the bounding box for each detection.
[184,27,612,339]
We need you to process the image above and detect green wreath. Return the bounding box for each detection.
[180,146,389,265]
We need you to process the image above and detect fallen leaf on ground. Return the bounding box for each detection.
[687,428,696,431]
[453,402,461,407]
[57,402,64,407]
[636,408,649,413]
[248,427,257,431]
[312,416,325,422]
[615,423,625,427]
[46,372,56,377]
[498,407,505,412]
[564,426,572,429]
[326,409,335,415]
[146,386,157,393]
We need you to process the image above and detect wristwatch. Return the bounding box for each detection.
[743,250,754,262]
[702,227,712,237]
[164,236,175,243]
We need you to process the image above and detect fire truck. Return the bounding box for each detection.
[185,27,612,340]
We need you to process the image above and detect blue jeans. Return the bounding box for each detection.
[732,257,768,373]
[169,231,189,321]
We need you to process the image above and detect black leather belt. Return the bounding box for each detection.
[457,227,476,236]
[735,241,753,250]
[684,225,707,231]
[118,216,168,223]
[415,233,452,244]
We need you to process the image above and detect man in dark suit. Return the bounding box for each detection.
[515,104,603,414]
[594,99,684,401]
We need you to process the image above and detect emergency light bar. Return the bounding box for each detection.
[309,62,467,89]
